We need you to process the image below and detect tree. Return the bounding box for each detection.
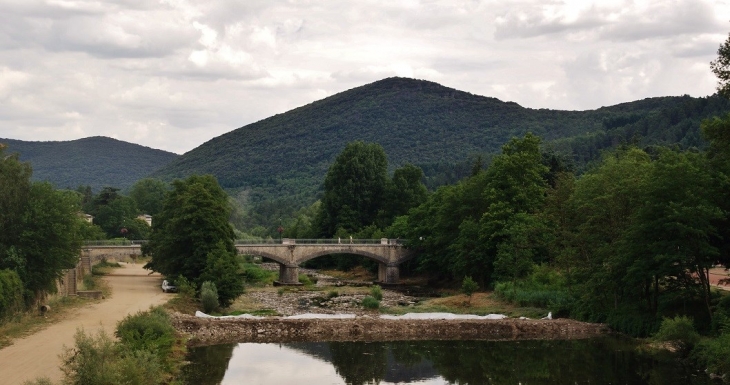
[315,141,389,237]
[621,150,722,319]
[461,276,479,305]
[199,241,244,307]
[143,175,236,285]
[129,178,169,217]
[87,187,141,239]
[14,184,85,301]
[379,163,428,226]
[711,32,730,98]
[0,145,84,304]
[477,133,549,286]
[0,145,32,260]
[565,147,651,319]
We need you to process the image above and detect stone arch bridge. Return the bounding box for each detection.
[81,239,413,285]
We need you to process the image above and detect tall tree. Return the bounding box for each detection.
[711,32,730,98]
[476,133,549,285]
[315,141,389,237]
[0,145,84,303]
[0,144,32,259]
[129,178,169,217]
[379,163,428,226]
[143,175,236,285]
[14,184,85,301]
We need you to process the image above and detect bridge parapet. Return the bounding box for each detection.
[82,239,414,286]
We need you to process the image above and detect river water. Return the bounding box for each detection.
[182,337,712,385]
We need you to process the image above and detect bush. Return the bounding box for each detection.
[691,331,730,378]
[654,316,701,352]
[0,269,23,321]
[62,328,166,385]
[115,307,176,369]
[200,281,219,313]
[361,296,380,309]
[91,258,121,275]
[370,285,383,301]
[461,276,478,305]
[175,276,196,298]
[241,263,277,285]
[298,274,313,286]
[327,290,339,299]
[82,274,96,290]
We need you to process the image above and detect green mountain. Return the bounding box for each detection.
[152,77,730,212]
[0,136,178,192]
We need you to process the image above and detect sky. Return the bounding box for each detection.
[0,0,729,155]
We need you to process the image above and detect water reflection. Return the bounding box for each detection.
[182,337,711,385]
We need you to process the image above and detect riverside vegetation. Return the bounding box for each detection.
[5,30,730,385]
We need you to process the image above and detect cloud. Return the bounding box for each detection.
[0,0,727,153]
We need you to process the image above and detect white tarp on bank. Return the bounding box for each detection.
[195,311,510,320]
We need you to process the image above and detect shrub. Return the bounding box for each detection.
[298,274,313,286]
[61,328,167,385]
[0,269,23,321]
[115,307,176,369]
[370,285,383,301]
[654,316,701,352]
[691,331,730,378]
[91,258,122,275]
[200,281,219,313]
[82,274,96,290]
[175,276,196,298]
[328,290,339,299]
[61,329,120,385]
[361,296,380,309]
[461,276,478,305]
[241,263,277,285]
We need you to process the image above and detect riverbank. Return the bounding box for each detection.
[171,312,610,346]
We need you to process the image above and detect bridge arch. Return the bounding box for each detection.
[235,249,290,266]
[296,249,390,266]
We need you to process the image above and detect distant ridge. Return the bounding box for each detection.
[0,136,178,191]
[151,77,730,210]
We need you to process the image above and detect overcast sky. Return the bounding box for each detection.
[0,0,729,154]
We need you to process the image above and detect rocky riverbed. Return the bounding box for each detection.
[169,267,610,346]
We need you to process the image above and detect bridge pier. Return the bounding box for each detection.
[377,263,400,285]
[274,265,303,286]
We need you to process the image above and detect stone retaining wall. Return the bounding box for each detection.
[172,315,610,347]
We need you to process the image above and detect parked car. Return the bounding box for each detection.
[161,280,178,293]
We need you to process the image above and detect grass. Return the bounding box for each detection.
[0,295,92,350]
[320,266,376,281]
[91,259,123,276]
[381,292,548,319]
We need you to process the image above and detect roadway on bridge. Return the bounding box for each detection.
[0,263,170,385]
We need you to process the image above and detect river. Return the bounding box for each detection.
[181,337,711,384]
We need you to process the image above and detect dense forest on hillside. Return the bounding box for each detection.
[155,78,730,197]
[150,77,730,233]
[0,136,178,192]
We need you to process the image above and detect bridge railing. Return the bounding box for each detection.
[83,239,405,246]
[234,238,404,245]
[83,240,147,246]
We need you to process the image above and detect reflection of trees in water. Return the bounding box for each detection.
[181,343,235,385]
[329,342,387,385]
[183,337,711,385]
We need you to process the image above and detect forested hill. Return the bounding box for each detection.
[152,77,730,208]
[0,136,178,191]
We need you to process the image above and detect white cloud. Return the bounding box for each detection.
[0,0,728,153]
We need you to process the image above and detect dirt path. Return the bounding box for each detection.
[710,267,730,291]
[0,263,170,385]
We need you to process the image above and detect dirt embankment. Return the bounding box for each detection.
[172,313,610,347]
